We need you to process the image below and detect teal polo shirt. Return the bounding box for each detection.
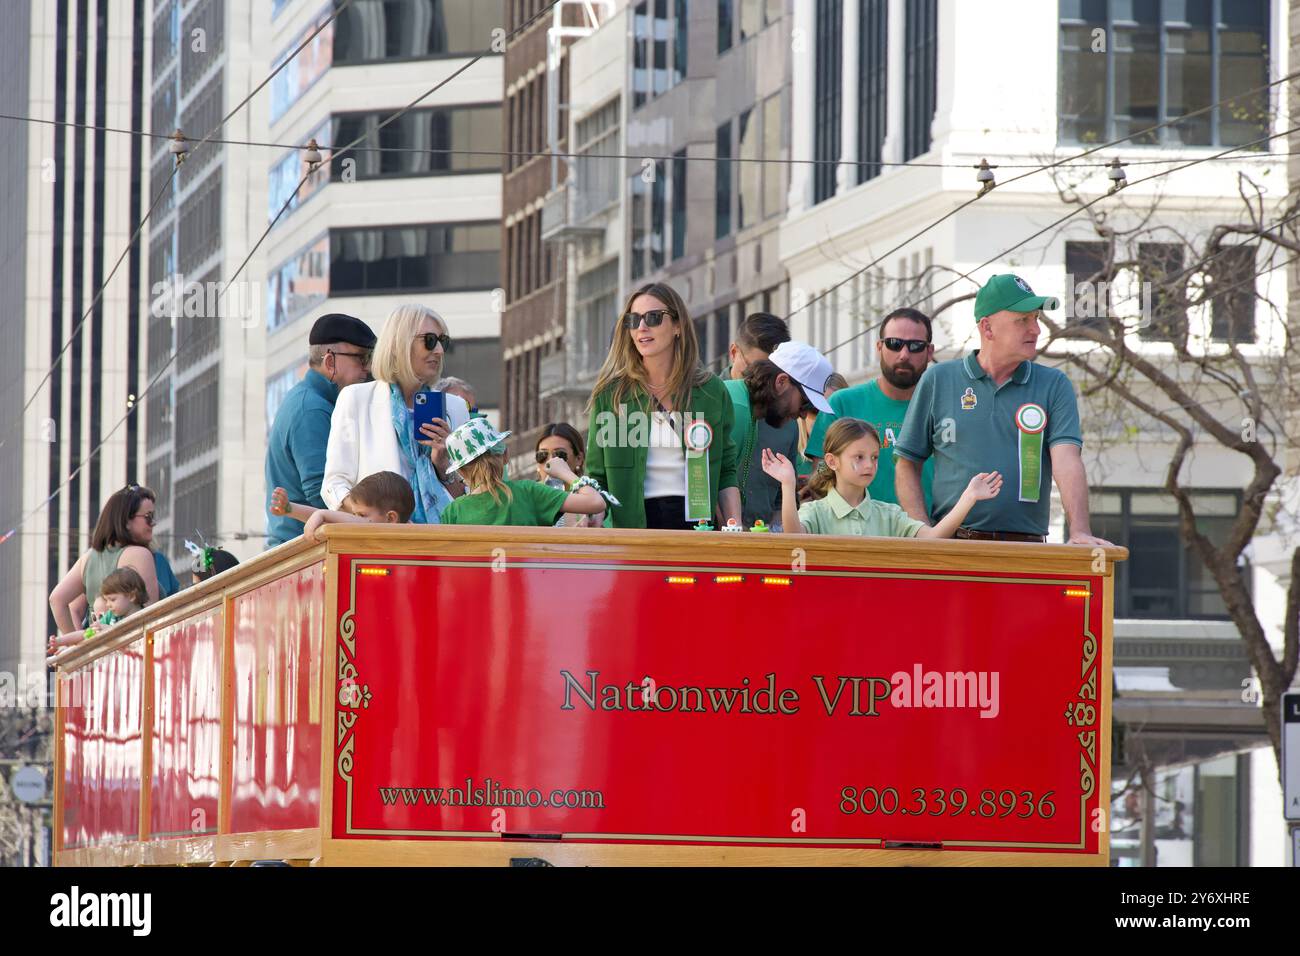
[804,378,934,508]
[724,378,801,526]
[894,352,1082,535]
[264,368,337,548]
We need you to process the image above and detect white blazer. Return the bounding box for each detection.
[322,381,471,510]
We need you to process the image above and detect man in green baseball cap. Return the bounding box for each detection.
[894,273,1112,545]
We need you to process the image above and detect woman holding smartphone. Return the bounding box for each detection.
[584,282,740,529]
[322,304,471,523]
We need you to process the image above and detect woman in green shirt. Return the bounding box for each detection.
[585,282,741,529]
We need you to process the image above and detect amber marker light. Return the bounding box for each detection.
[1063,588,1090,598]
[665,575,697,585]
[713,575,744,584]
[359,567,391,577]
[761,576,793,587]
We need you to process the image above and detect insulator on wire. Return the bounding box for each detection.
[304,138,322,167]
[170,128,189,164]
[975,158,996,196]
[1107,157,1128,194]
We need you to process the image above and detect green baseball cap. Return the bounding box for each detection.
[974,274,1061,319]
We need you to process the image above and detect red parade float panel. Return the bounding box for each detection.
[53,527,1124,866]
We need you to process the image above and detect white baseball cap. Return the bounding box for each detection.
[769,341,835,414]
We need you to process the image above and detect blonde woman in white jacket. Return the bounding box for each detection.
[322,304,472,522]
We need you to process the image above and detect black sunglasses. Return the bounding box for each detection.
[328,348,372,364]
[133,511,156,526]
[414,332,452,352]
[622,309,675,330]
[882,337,930,354]
[535,448,569,464]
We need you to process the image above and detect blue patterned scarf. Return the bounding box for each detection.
[389,383,452,524]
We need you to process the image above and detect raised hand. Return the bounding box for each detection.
[544,455,577,485]
[966,471,1003,501]
[761,448,796,486]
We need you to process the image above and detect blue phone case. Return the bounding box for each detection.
[412,389,446,438]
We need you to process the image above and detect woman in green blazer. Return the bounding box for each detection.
[585,282,741,529]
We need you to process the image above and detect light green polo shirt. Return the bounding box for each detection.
[796,487,925,538]
[894,351,1083,536]
[804,378,934,508]
[724,378,801,527]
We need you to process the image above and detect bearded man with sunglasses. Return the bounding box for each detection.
[805,308,936,508]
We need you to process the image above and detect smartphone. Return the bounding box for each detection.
[412,389,447,441]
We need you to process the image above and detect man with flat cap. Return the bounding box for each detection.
[264,313,377,547]
[894,273,1112,546]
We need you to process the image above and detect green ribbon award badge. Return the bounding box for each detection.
[684,419,714,522]
[1014,403,1047,503]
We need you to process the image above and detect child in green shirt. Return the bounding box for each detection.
[440,419,612,526]
[762,417,1001,537]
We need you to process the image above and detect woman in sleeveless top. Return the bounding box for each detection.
[48,484,161,633]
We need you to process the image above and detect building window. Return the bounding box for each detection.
[269,119,331,224]
[266,363,302,425]
[653,0,670,96]
[173,463,219,561]
[1138,241,1186,342]
[718,0,733,53]
[762,92,784,218]
[633,0,685,109]
[903,0,937,161]
[672,148,687,260]
[177,269,222,371]
[739,0,763,41]
[174,364,220,465]
[1059,0,1269,147]
[575,99,620,220]
[177,169,222,274]
[268,233,330,332]
[629,160,667,279]
[1064,239,1115,334]
[333,0,503,64]
[444,338,502,409]
[674,0,688,83]
[270,7,334,124]
[576,259,619,377]
[1088,488,1243,619]
[715,120,732,238]
[330,222,500,295]
[331,104,502,181]
[813,0,842,203]
[737,108,761,229]
[633,2,649,108]
[179,77,224,186]
[181,0,225,94]
[1209,244,1256,343]
[857,0,888,184]
[650,159,666,271]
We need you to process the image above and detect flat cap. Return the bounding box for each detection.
[309,313,376,348]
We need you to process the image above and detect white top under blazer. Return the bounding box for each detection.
[321,381,471,510]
